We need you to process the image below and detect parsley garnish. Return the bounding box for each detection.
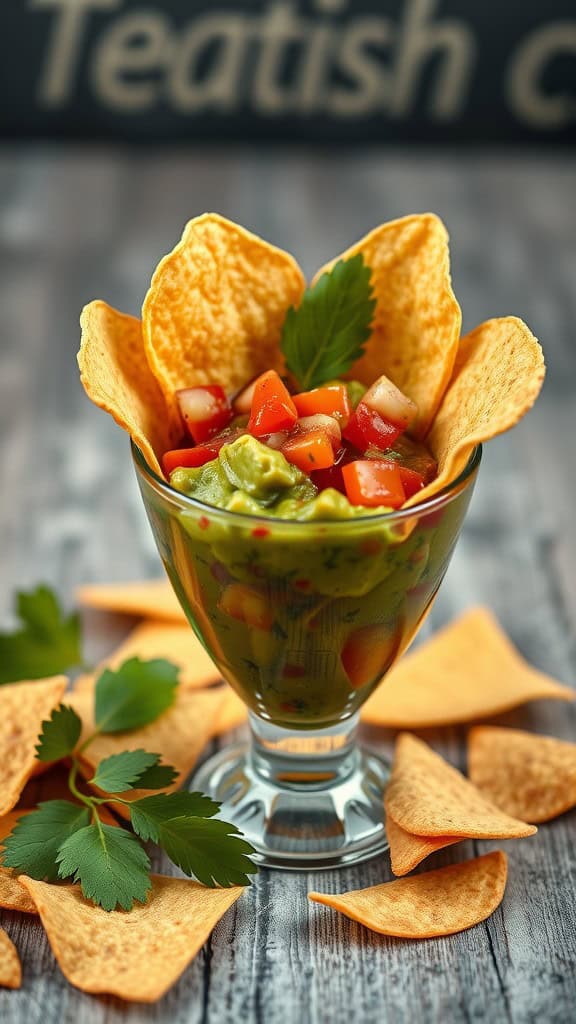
[0,585,82,685]
[2,653,257,909]
[281,254,376,390]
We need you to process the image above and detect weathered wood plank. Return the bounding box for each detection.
[0,147,574,1023]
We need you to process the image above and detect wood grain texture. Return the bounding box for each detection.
[0,147,575,1023]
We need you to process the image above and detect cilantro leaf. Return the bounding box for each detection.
[130,792,221,841]
[0,585,82,685]
[281,254,376,390]
[95,657,179,733]
[156,817,257,887]
[35,705,82,763]
[90,750,163,793]
[56,823,151,911]
[131,795,256,885]
[1,801,90,881]
[134,762,178,790]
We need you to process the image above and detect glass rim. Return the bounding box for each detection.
[131,440,482,527]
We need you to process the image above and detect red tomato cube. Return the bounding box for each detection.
[342,460,406,508]
[342,402,403,453]
[162,446,216,476]
[248,370,298,437]
[282,429,335,473]
[293,385,351,424]
[177,386,232,443]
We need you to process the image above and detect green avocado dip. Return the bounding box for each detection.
[170,435,389,521]
[136,434,477,730]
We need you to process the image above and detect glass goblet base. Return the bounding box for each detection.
[192,711,390,870]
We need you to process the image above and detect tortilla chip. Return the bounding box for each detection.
[20,874,242,1002]
[309,851,507,939]
[407,316,545,505]
[212,687,248,736]
[385,733,536,839]
[142,213,306,419]
[79,302,178,477]
[468,727,576,823]
[74,619,220,695]
[386,816,461,877]
[362,607,574,728]
[77,579,186,623]
[70,684,224,819]
[0,927,21,989]
[0,676,67,817]
[312,214,460,437]
[0,811,37,914]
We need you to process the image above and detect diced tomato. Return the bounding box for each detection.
[398,465,425,499]
[342,402,402,453]
[387,435,438,483]
[295,414,341,450]
[282,429,335,473]
[293,385,351,424]
[311,445,356,494]
[248,370,298,437]
[177,386,233,443]
[162,446,216,476]
[218,582,273,631]
[363,374,418,431]
[341,624,401,689]
[342,459,406,509]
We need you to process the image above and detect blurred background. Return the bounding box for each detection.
[0,0,575,640]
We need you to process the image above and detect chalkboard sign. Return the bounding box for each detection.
[1,0,575,143]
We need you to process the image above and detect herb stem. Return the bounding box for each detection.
[67,759,97,810]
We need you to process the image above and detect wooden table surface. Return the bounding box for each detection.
[0,146,575,1023]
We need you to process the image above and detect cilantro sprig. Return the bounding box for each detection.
[0,585,82,685]
[2,656,257,910]
[281,253,376,390]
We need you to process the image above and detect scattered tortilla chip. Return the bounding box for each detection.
[0,811,37,914]
[313,214,460,437]
[407,316,545,505]
[0,676,67,817]
[385,733,536,839]
[70,684,224,818]
[20,874,242,1002]
[362,607,574,728]
[468,727,576,823]
[78,302,179,477]
[76,579,186,623]
[74,619,220,695]
[212,687,248,736]
[386,815,461,877]
[309,851,507,939]
[0,927,21,989]
[142,213,305,420]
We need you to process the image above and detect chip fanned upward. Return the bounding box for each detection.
[78,302,178,477]
[468,727,576,823]
[309,851,507,939]
[0,676,67,817]
[19,875,242,1002]
[407,316,545,505]
[362,607,573,728]
[385,733,536,839]
[142,213,306,418]
[312,213,461,437]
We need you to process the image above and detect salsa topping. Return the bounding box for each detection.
[163,255,437,515]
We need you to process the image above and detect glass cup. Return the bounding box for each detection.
[132,442,481,869]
